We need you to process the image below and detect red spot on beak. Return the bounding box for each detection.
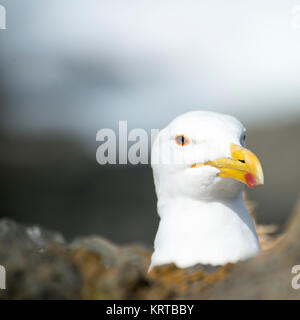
[245,173,257,188]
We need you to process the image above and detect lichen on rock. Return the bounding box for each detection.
[1,198,300,300]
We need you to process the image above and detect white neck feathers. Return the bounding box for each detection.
[151,192,260,269]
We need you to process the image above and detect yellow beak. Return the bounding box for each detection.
[192,144,264,188]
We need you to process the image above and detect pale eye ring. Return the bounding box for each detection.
[175,134,190,146]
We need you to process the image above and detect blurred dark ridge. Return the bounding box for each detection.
[0,130,158,245]
[246,117,300,229]
[0,116,299,245]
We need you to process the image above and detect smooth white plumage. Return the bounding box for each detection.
[150,111,262,269]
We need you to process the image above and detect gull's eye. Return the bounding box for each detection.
[175,134,190,146]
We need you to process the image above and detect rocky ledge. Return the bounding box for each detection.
[1,199,300,299]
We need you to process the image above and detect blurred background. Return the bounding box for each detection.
[0,0,300,247]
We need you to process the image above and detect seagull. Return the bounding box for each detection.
[150,111,264,269]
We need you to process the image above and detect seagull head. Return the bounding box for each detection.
[151,111,264,202]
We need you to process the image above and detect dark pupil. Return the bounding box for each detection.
[178,136,185,145]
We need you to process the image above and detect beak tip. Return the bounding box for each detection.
[257,168,264,186]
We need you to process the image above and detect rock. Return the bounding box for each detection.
[71,236,121,268]
[71,242,174,299]
[1,198,300,299]
[149,263,233,299]
[0,219,81,299]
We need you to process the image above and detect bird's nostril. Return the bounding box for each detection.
[239,159,245,163]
